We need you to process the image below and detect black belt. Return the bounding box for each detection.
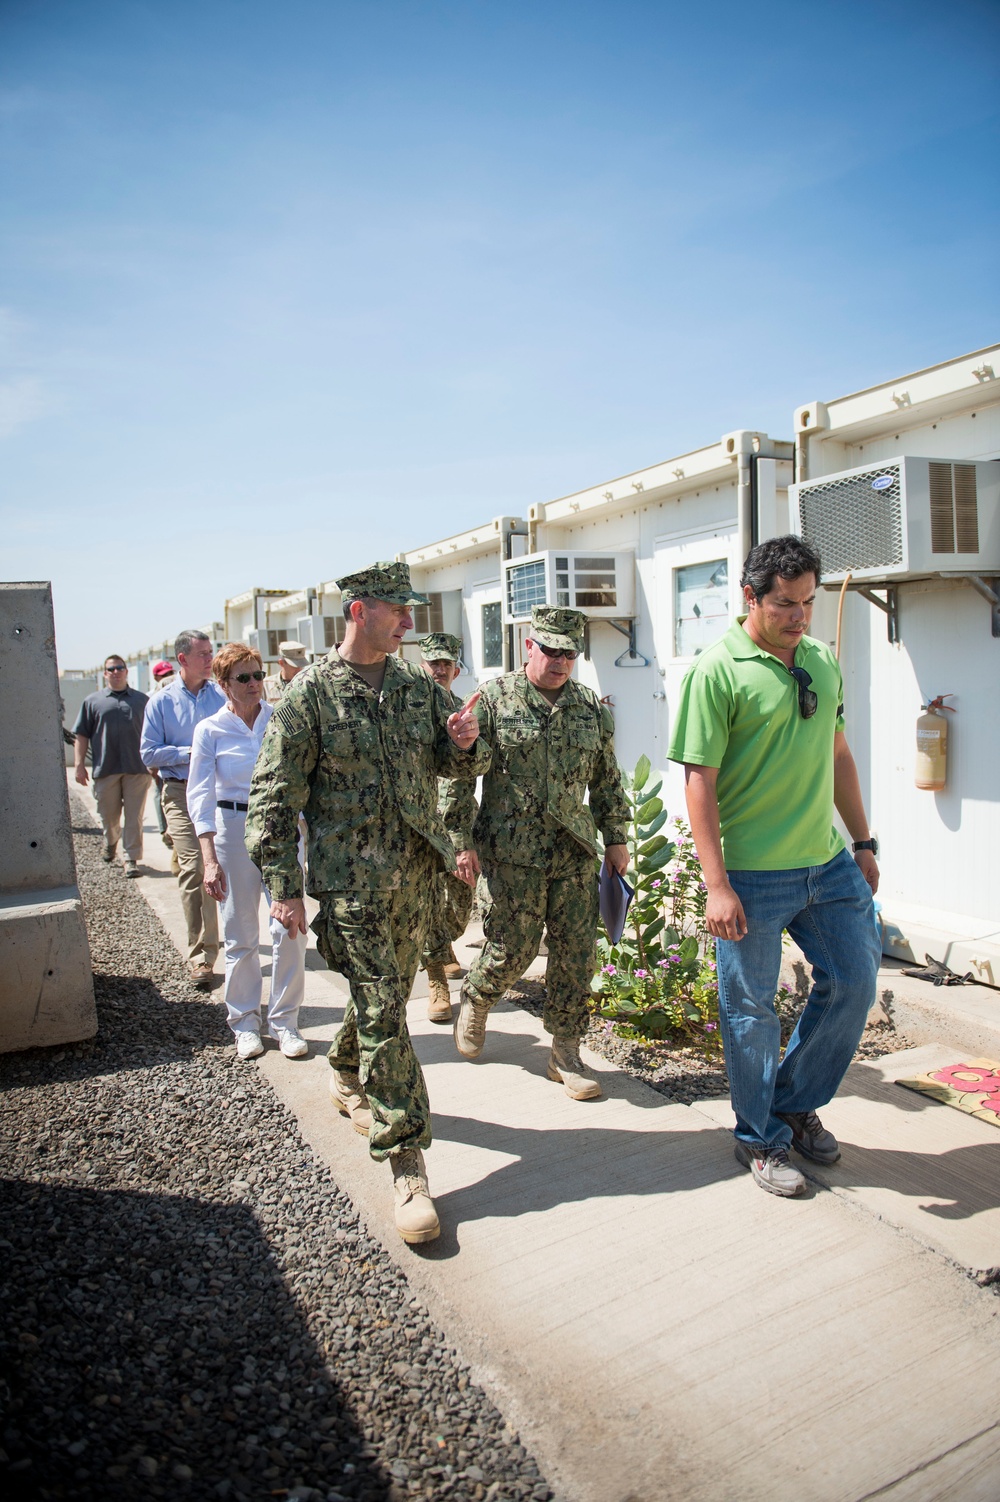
[218,800,249,812]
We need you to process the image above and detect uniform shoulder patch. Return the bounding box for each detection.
[272,690,316,737]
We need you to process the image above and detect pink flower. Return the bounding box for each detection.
[602,963,616,975]
[707,961,717,971]
[635,968,648,979]
[657,959,669,968]
[705,1023,717,1031]
[651,879,662,889]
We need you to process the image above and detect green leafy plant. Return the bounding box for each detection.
[594,754,722,1055]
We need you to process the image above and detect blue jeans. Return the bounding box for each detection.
[715,848,880,1151]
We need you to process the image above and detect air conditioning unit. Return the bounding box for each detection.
[248,629,283,661]
[502,551,635,623]
[791,456,1000,582]
[400,588,463,643]
[295,614,344,655]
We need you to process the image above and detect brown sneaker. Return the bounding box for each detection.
[190,962,215,991]
[391,1148,440,1244]
[454,987,490,1058]
[547,1036,602,1100]
[426,963,453,1023]
[442,945,466,980]
[329,1069,372,1136]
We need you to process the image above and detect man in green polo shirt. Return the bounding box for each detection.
[669,535,880,1197]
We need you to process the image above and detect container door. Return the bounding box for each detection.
[653,525,737,806]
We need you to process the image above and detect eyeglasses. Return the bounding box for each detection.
[535,642,579,662]
[789,665,817,719]
[232,671,266,684]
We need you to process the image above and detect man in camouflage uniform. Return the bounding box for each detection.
[246,563,487,1244]
[417,633,479,1024]
[455,605,630,1100]
[263,640,311,705]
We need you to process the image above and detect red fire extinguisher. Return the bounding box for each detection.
[915,695,955,791]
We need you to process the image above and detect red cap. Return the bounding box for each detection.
[152,660,175,680]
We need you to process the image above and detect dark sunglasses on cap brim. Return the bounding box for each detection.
[534,641,579,661]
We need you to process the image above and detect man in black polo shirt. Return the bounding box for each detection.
[74,655,151,878]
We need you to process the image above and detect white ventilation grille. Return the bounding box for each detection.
[798,464,904,572]
[295,615,345,653]
[503,551,635,620]
[411,593,448,636]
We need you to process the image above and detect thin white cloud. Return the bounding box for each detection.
[0,376,49,439]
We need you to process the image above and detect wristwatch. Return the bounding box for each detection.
[852,838,879,857]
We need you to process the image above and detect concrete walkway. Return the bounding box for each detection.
[72,777,1000,1502]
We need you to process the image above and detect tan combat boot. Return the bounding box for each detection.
[426,963,453,1023]
[454,986,490,1058]
[391,1148,440,1244]
[442,945,465,980]
[329,1068,372,1135]
[547,1036,602,1100]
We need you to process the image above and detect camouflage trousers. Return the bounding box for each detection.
[313,839,438,1162]
[422,870,474,968]
[464,841,599,1039]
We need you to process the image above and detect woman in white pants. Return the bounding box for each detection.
[188,643,308,1061]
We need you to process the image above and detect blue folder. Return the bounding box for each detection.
[599,867,634,947]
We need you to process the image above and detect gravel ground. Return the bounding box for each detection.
[0,797,551,1502]
[506,979,918,1107]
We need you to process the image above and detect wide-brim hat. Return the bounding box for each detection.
[529,605,585,653]
[336,560,430,607]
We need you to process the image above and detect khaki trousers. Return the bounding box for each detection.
[161,779,220,966]
[94,772,151,862]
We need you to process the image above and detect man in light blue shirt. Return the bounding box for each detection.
[140,629,226,987]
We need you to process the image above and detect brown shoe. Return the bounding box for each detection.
[547,1036,602,1100]
[442,945,466,980]
[329,1069,372,1135]
[391,1148,440,1244]
[190,963,215,991]
[426,963,453,1023]
[454,986,490,1058]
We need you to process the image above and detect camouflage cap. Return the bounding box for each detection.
[418,632,463,662]
[528,605,586,652]
[336,560,430,607]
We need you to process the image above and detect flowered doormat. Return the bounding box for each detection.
[896,1059,1000,1127]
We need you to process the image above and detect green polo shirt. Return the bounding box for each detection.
[667,619,846,871]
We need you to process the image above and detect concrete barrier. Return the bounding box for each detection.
[0,583,96,1052]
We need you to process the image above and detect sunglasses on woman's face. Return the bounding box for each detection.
[232,671,266,684]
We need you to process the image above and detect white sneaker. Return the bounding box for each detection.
[271,1026,308,1058]
[235,1031,264,1060]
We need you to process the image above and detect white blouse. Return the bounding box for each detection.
[188,701,273,836]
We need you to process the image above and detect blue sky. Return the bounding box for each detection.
[2,0,998,666]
